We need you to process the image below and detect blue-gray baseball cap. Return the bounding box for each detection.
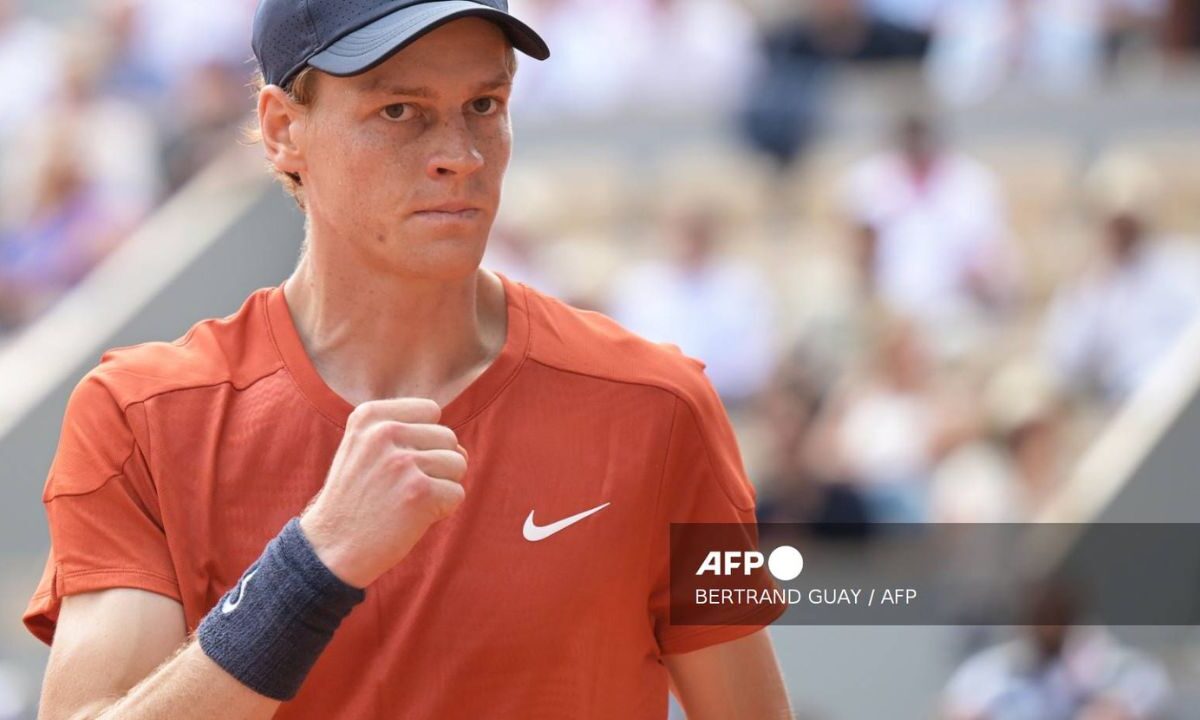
[252,0,551,88]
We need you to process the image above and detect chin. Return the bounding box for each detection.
[380,238,488,282]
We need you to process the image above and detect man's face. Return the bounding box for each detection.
[298,18,514,280]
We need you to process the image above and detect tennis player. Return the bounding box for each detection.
[24,1,791,718]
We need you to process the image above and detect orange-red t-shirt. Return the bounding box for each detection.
[24,272,781,719]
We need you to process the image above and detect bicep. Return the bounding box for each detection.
[664,629,791,720]
[41,589,187,720]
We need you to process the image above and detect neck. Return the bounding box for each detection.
[281,233,507,409]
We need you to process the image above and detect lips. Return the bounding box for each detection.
[415,202,479,214]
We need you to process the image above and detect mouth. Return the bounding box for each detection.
[412,202,482,221]
[413,209,481,222]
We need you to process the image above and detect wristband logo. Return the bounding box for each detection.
[222,568,259,614]
[696,546,804,581]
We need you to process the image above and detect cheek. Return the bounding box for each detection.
[310,125,419,210]
[483,121,513,174]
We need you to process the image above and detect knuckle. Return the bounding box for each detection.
[382,421,409,445]
[348,402,374,428]
[401,474,435,504]
[365,423,394,448]
[386,451,418,474]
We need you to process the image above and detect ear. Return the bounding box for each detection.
[258,85,308,180]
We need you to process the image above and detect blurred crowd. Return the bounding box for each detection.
[2,0,1198,330]
[3,0,1200,717]
[512,0,1200,161]
[0,0,258,334]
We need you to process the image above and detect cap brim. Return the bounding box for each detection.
[308,0,550,79]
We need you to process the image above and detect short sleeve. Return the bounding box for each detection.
[23,370,180,645]
[648,371,785,656]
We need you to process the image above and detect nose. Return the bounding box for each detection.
[425,115,484,179]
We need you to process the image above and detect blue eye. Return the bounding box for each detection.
[380,103,414,122]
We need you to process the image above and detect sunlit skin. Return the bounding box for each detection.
[256,18,514,407]
[272,18,512,279]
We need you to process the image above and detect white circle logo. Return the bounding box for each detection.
[768,545,804,581]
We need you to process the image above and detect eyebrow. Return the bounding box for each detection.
[360,73,513,98]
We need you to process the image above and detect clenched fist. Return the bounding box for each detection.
[299,398,467,588]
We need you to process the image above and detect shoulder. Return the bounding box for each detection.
[516,280,757,511]
[73,287,281,412]
[518,281,718,410]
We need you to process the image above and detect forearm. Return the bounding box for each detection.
[86,641,280,720]
[45,521,364,720]
[665,630,793,720]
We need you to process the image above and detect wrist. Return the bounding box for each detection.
[298,514,372,589]
[197,518,365,700]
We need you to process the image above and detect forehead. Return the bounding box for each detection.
[342,17,514,94]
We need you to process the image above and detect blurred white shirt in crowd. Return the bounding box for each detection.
[927,0,1105,106]
[943,629,1172,719]
[609,258,776,402]
[842,150,1012,341]
[512,0,756,119]
[838,387,934,488]
[125,0,256,84]
[1044,240,1200,401]
[0,15,61,139]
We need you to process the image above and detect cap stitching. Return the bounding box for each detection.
[302,0,321,46]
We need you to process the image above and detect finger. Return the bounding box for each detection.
[352,397,441,426]
[426,477,467,519]
[411,449,468,483]
[387,422,460,452]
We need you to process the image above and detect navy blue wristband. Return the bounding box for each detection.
[197,518,365,700]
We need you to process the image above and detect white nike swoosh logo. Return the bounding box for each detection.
[523,502,611,542]
[222,568,258,614]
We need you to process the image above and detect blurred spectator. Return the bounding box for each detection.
[90,0,170,104]
[0,0,62,142]
[609,209,777,404]
[622,0,758,113]
[865,0,944,33]
[807,314,968,523]
[755,350,872,528]
[0,36,160,330]
[841,115,1017,358]
[739,0,930,166]
[1044,153,1200,403]
[0,121,127,330]
[763,0,930,64]
[514,0,755,119]
[930,361,1066,523]
[117,0,256,94]
[512,0,639,119]
[161,60,254,192]
[942,586,1172,719]
[927,0,1107,106]
[1104,0,1172,62]
[1163,0,1200,58]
